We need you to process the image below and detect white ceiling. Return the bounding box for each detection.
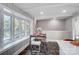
[14,3,79,20]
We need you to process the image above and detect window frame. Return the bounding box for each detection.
[0,5,31,44]
[20,19,26,38]
[24,21,30,36]
[13,16,21,40]
[3,11,13,41]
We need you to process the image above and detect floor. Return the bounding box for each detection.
[19,42,59,55]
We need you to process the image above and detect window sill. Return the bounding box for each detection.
[0,36,30,54]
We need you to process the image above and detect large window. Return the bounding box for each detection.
[14,18,20,39]
[3,14,11,40]
[1,6,30,44]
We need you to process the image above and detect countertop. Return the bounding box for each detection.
[47,40,79,55]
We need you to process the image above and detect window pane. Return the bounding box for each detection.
[14,18,20,39]
[21,20,25,37]
[4,14,11,40]
[27,24,30,35]
[25,23,30,36]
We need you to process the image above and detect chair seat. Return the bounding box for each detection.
[31,41,41,46]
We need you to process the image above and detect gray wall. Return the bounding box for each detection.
[36,19,65,31]
[36,18,73,40]
[0,10,3,43]
[64,18,72,39]
[65,18,72,31]
[36,19,66,40]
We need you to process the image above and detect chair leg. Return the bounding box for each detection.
[31,45,40,55]
[39,45,40,54]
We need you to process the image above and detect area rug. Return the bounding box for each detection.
[31,42,59,55]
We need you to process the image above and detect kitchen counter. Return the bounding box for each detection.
[47,40,79,55]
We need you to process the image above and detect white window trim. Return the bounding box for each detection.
[0,4,31,45]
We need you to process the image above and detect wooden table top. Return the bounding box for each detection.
[30,34,46,37]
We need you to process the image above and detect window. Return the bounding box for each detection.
[25,23,27,36]
[3,14,11,40]
[27,24,30,35]
[1,6,30,43]
[21,20,25,37]
[14,18,20,39]
[25,23,30,36]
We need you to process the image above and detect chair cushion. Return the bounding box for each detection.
[71,40,79,46]
[64,39,73,41]
[31,41,41,45]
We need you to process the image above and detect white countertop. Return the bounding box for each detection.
[47,40,79,55]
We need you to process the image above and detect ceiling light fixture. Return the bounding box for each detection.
[62,10,67,13]
[49,17,58,25]
[40,11,44,15]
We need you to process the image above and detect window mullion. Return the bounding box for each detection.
[11,16,14,41]
[19,20,22,39]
